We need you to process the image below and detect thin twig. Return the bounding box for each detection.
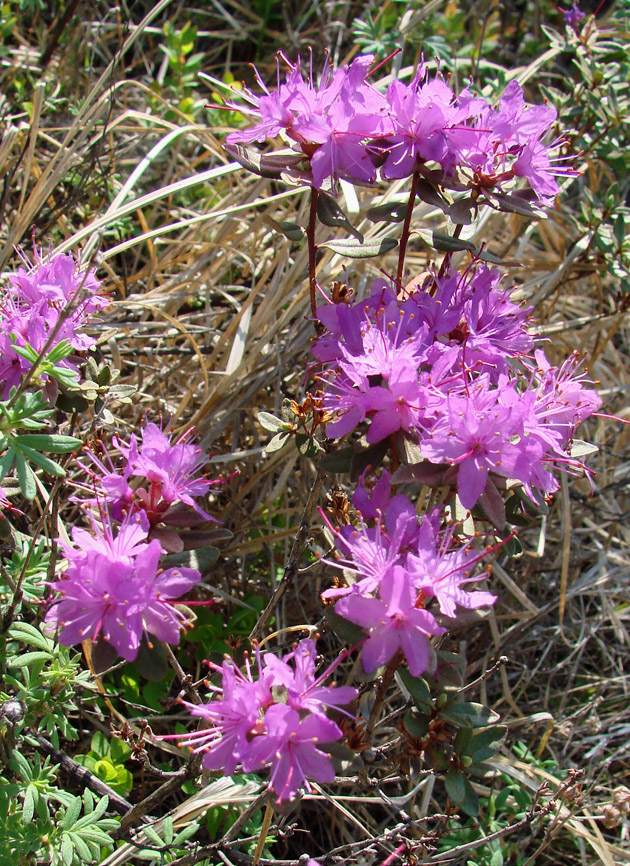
[249,466,327,642]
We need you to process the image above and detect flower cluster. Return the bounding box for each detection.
[79,421,220,533]
[227,54,575,203]
[315,264,601,509]
[322,474,495,675]
[45,511,201,661]
[173,639,357,802]
[45,417,220,658]
[0,249,108,398]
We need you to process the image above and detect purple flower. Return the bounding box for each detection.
[563,2,586,29]
[118,423,218,521]
[382,68,485,179]
[45,512,200,660]
[419,381,539,510]
[0,249,108,397]
[79,421,220,528]
[406,523,496,619]
[172,639,357,802]
[226,53,392,190]
[246,704,342,802]
[179,659,270,775]
[337,565,445,676]
[262,638,357,716]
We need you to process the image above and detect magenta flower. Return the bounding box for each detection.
[262,638,357,716]
[118,422,218,521]
[0,248,108,397]
[45,513,200,661]
[179,659,270,775]
[78,421,220,529]
[382,68,485,179]
[246,704,342,802]
[337,565,445,676]
[226,53,392,190]
[419,382,539,510]
[172,639,357,802]
[406,524,496,619]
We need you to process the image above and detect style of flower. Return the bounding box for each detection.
[172,639,357,802]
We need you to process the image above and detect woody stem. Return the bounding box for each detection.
[396,170,420,288]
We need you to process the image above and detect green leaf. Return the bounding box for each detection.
[61,833,74,866]
[449,198,475,225]
[397,670,433,711]
[263,216,305,241]
[320,236,398,258]
[14,443,65,477]
[470,726,508,761]
[295,432,323,457]
[445,769,466,804]
[264,431,290,454]
[459,777,480,817]
[16,434,82,453]
[23,784,37,824]
[317,191,363,241]
[467,761,499,779]
[319,446,354,473]
[570,439,599,458]
[366,201,408,223]
[135,637,169,683]
[416,180,450,212]
[486,191,546,218]
[15,452,37,499]
[62,795,82,829]
[162,545,220,572]
[440,701,501,728]
[431,232,477,253]
[403,708,429,738]
[257,412,289,433]
[324,607,366,645]
[350,437,389,481]
[8,651,52,667]
[8,622,54,651]
[68,833,92,861]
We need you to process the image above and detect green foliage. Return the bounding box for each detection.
[0,387,81,498]
[0,778,117,865]
[0,534,51,604]
[154,21,207,121]
[399,655,507,816]
[74,733,133,798]
[437,742,569,865]
[3,621,95,740]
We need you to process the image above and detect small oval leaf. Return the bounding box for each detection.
[317,191,363,241]
[320,236,398,258]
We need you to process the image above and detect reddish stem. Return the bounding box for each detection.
[396,171,420,288]
[380,844,406,866]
